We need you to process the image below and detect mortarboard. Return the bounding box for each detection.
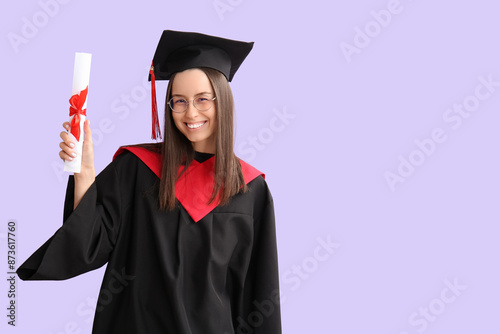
[148,30,254,140]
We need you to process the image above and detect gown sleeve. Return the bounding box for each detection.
[239,187,282,333]
[17,156,124,281]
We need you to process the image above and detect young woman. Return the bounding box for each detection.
[18,30,281,334]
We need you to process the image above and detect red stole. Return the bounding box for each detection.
[113,146,264,222]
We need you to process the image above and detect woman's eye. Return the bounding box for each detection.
[175,99,187,104]
[196,97,209,103]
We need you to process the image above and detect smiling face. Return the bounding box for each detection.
[170,68,217,153]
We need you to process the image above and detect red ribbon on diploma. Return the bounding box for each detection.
[69,86,88,141]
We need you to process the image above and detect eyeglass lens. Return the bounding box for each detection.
[169,97,215,112]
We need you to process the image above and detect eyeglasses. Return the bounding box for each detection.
[168,96,217,113]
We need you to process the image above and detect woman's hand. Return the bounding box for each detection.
[59,120,96,209]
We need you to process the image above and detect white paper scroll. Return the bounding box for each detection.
[64,52,92,173]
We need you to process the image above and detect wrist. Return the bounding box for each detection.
[74,167,96,182]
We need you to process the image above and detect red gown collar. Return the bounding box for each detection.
[113,146,264,222]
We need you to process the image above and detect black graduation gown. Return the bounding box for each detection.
[17,149,281,334]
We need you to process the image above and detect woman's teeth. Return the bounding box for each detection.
[187,122,205,129]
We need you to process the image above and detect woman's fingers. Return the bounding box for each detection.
[59,122,76,161]
[80,119,95,170]
[59,141,77,161]
[59,120,95,175]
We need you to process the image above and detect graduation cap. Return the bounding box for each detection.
[148,30,254,140]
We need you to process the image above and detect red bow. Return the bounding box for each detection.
[69,86,88,141]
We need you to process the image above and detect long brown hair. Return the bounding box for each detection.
[159,67,247,210]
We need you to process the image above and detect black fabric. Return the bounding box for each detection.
[17,151,281,334]
[149,30,254,82]
[193,151,214,163]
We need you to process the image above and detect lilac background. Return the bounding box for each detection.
[2,0,499,333]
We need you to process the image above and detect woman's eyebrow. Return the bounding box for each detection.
[195,91,213,96]
[171,92,213,97]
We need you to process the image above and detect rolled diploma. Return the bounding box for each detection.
[64,52,92,173]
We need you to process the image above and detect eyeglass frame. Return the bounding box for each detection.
[168,96,217,113]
